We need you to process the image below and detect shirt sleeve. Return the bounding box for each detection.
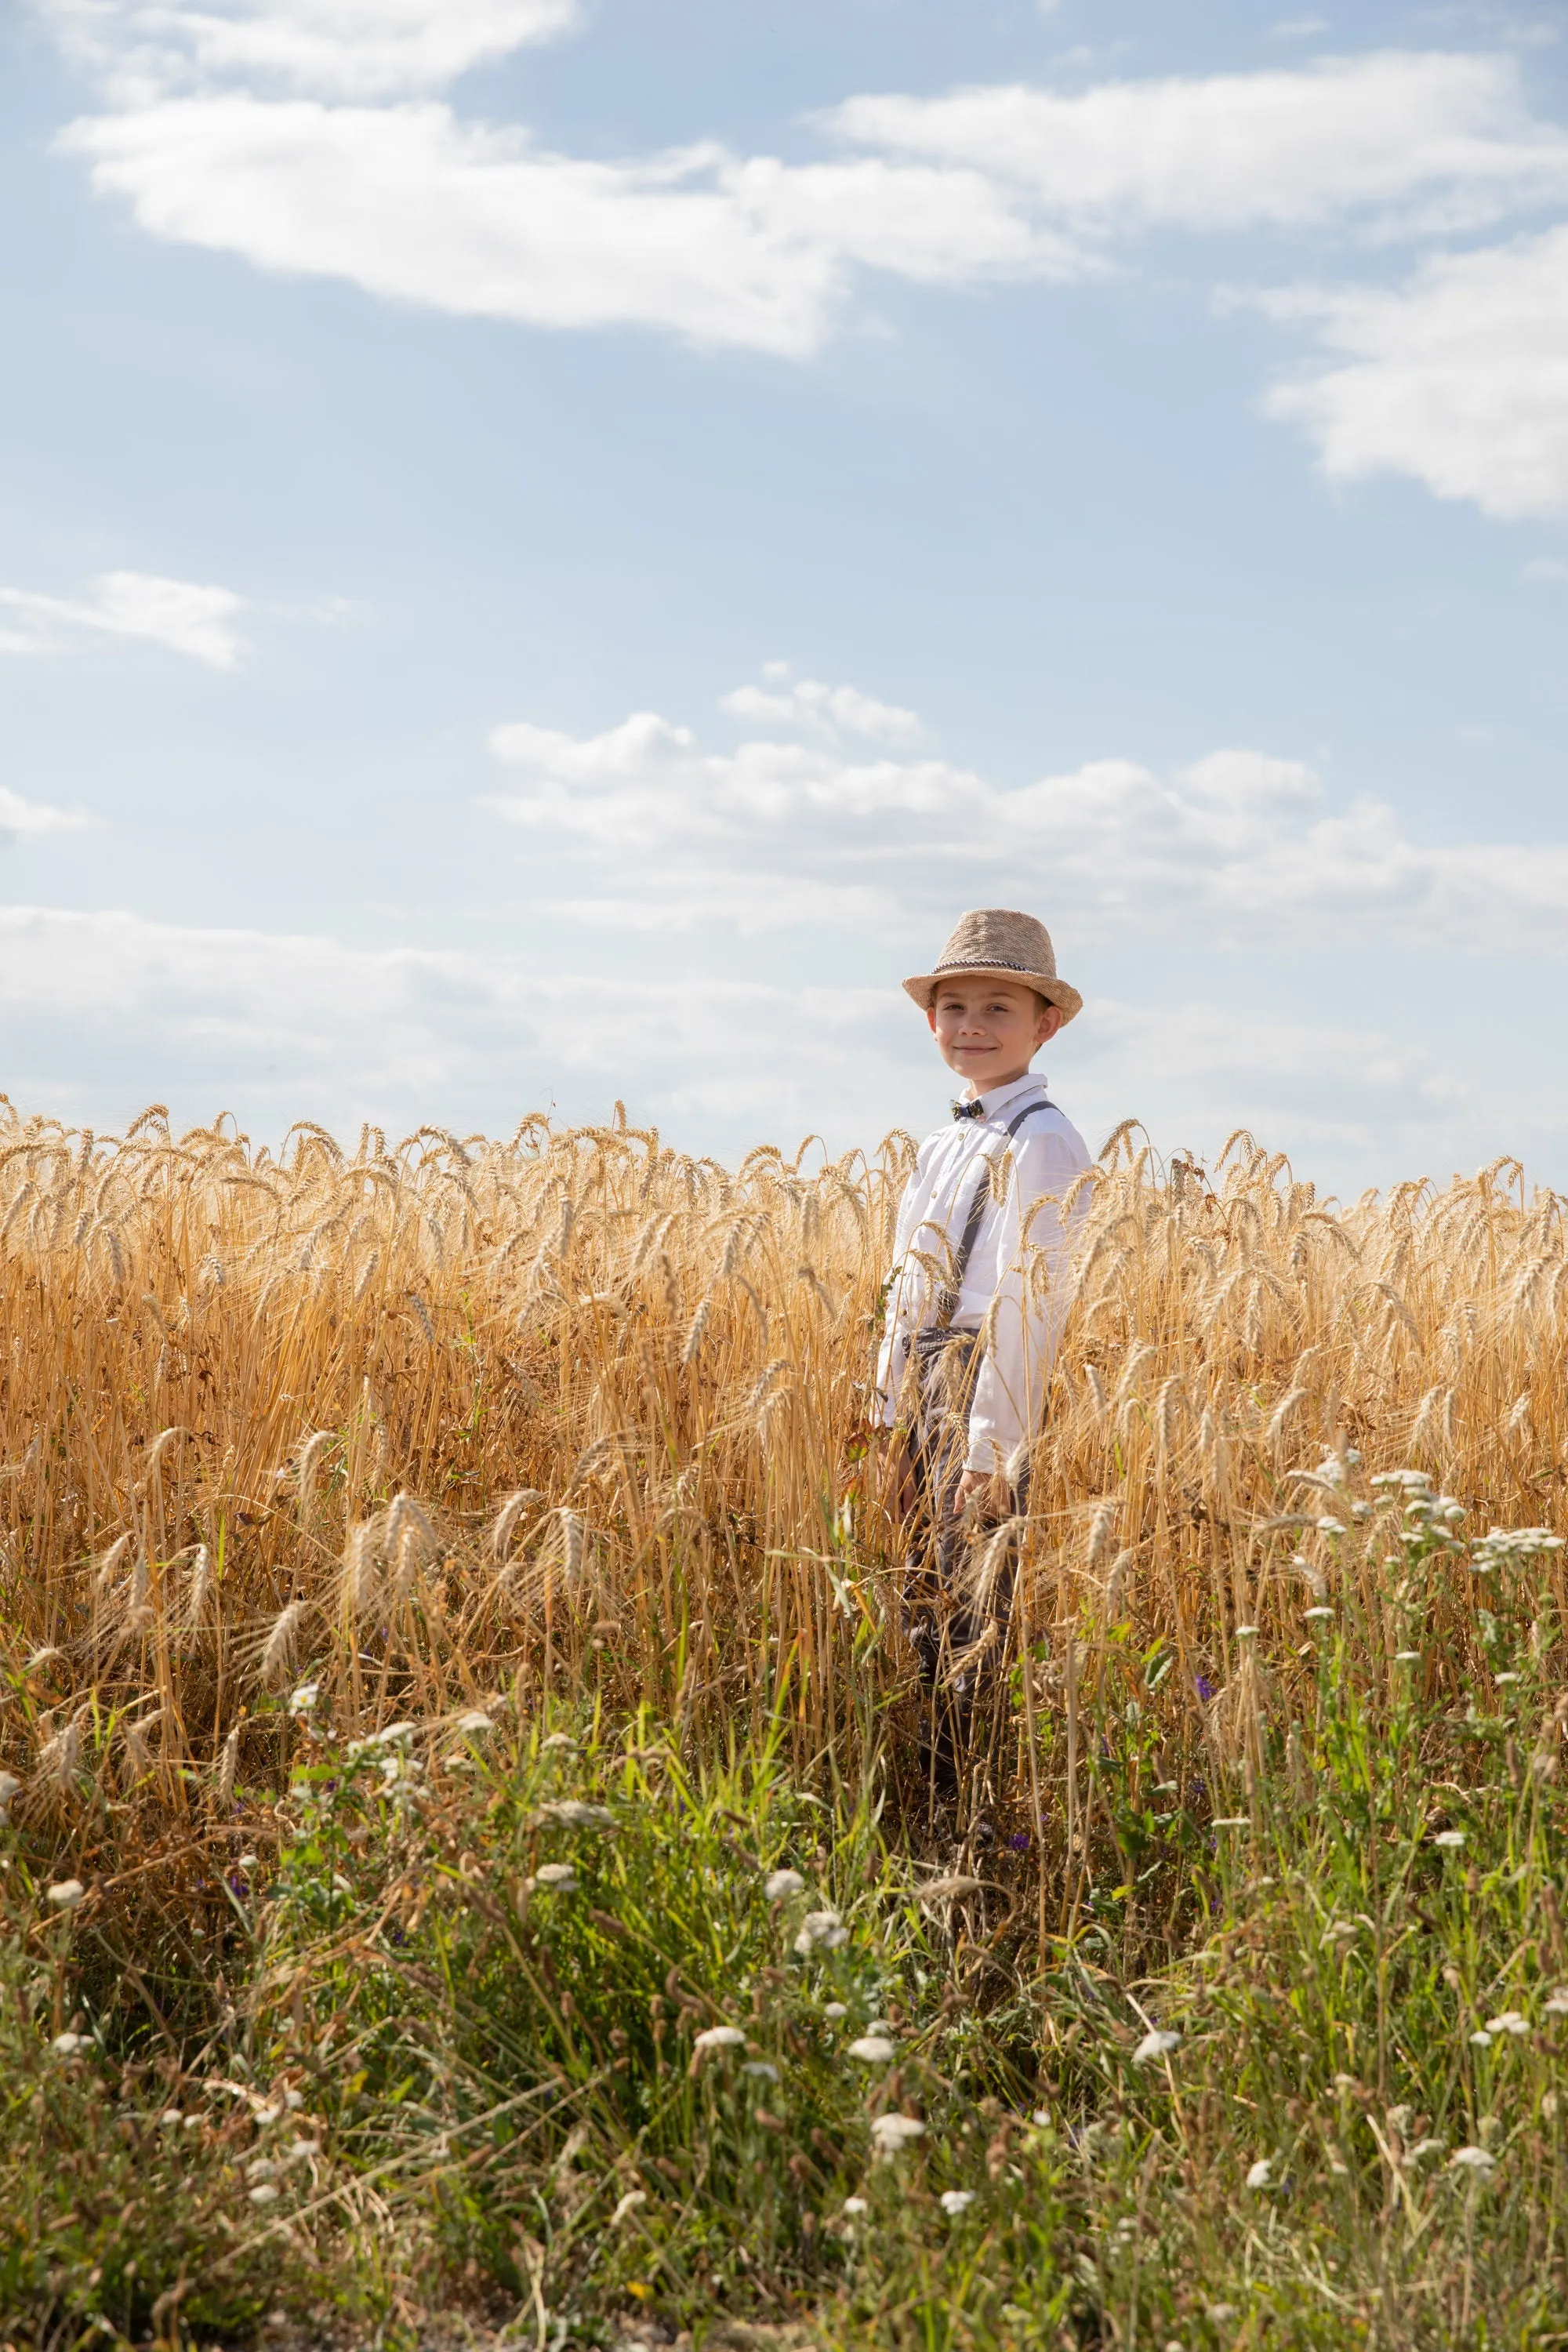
[964,1122,1091,1474]
[873,1147,933,1428]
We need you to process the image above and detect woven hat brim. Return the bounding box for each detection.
[902,963,1083,1024]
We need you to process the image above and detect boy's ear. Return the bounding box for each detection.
[926,1005,938,1034]
[1036,1002,1064,1046]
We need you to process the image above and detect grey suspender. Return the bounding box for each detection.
[931,1096,1055,1330]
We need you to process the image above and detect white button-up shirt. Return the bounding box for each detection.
[874,1073,1092,1475]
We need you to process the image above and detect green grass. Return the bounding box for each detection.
[7,1488,1568,2349]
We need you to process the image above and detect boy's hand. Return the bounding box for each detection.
[954,1468,1006,1519]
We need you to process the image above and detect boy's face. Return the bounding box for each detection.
[927,976,1063,1094]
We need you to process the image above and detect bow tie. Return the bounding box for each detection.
[952,1098,985,1122]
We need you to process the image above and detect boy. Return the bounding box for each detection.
[874,909,1091,1766]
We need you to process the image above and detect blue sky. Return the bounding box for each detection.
[3,0,1567,1192]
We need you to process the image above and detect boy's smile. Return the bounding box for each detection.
[927,975,1063,1095]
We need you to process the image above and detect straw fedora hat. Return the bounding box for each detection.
[902,908,1082,1024]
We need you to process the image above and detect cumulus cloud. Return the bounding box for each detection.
[45,16,1568,364]
[0,903,1521,1187]
[0,902,894,1142]
[485,677,1568,950]
[719,668,927,746]
[1260,222,1568,517]
[0,568,249,666]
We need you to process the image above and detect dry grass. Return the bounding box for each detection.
[1,1097,1563,1896]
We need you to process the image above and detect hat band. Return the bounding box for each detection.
[932,956,1050,978]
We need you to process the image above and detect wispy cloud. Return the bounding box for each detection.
[0,569,249,666]
[485,675,1568,950]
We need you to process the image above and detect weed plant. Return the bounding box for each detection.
[0,1104,1566,2345]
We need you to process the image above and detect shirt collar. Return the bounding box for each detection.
[964,1073,1047,1123]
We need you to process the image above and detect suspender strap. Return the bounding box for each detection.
[932,1097,1054,1330]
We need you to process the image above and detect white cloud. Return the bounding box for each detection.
[1079,995,1467,1166]
[0,789,85,841]
[1524,555,1568,581]
[2,902,1545,1196]
[826,52,1568,239]
[44,0,583,103]
[47,24,1568,360]
[717,671,927,746]
[1261,222,1568,517]
[485,677,1568,949]
[0,902,898,1142]
[59,100,1064,357]
[0,568,249,666]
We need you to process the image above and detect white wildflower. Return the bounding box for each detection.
[534,1864,576,1888]
[540,1731,576,1750]
[939,2190,975,2216]
[1434,1831,1465,1849]
[1210,1817,1250,1830]
[842,2196,868,2216]
[611,2190,648,2226]
[1235,1624,1258,1639]
[1304,1606,1334,1621]
[743,2061,779,2082]
[1486,2012,1530,2037]
[1317,1518,1346,1537]
[158,2108,183,2128]
[45,1880,84,1910]
[246,2159,279,2183]
[249,2183,281,2205]
[456,1710,493,1734]
[1544,1991,1568,2016]
[795,1908,848,1955]
[692,2025,747,2052]
[1245,2158,1273,2190]
[1395,1650,1421,1663]
[1450,2145,1495,2173]
[535,1799,613,1830]
[284,2139,320,2163]
[287,1683,320,1717]
[1408,2137,1446,2163]
[764,1868,805,1902]
[1132,2028,1181,2065]
[822,2002,848,2020]
[0,1769,20,1822]
[1470,2031,1493,2049]
[848,2036,897,2063]
[869,2113,925,2154]
[52,2031,90,2054]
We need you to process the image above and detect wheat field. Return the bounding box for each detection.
[4,1096,1568,2346]
[2,1101,1562,1825]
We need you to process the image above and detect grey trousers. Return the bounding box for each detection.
[904,1327,1021,1701]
